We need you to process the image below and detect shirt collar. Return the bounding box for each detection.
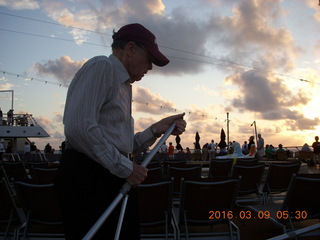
[109,54,131,83]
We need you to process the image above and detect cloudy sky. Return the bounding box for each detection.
[0,0,319,151]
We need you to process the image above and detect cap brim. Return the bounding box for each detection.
[146,45,170,67]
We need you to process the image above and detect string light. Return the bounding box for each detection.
[0,70,63,87]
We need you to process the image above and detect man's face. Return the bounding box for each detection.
[127,42,153,82]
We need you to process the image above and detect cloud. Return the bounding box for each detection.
[286,117,320,131]
[314,40,320,60]
[210,0,301,73]
[302,0,320,22]
[53,111,63,123]
[194,84,219,97]
[33,56,87,87]
[134,117,155,133]
[185,105,214,122]
[0,82,14,90]
[133,86,177,115]
[122,0,165,16]
[225,70,312,119]
[37,0,303,78]
[33,115,55,130]
[18,0,319,146]
[41,1,98,44]
[0,0,39,10]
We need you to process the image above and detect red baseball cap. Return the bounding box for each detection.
[112,23,170,67]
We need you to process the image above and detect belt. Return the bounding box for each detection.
[65,141,133,160]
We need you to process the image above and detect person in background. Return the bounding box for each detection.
[24,142,30,155]
[0,139,5,161]
[160,141,167,153]
[202,143,209,161]
[218,139,227,156]
[60,141,66,154]
[54,23,186,240]
[242,141,249,155]
[265,144,275,159]
[277,144,285,151]
[186,147,191,154]
[178,147,185,153]
[312,136,320,165]
[7,109,13,126]
[194,141,201,153]
[0,108,3,126]
[30,142,38,153]
[168,142,175,159]
[257,133,265,161]
[6,141,13,153]
[301,143,312,152]
[248,136,255,152]
[208,139,216,160]
[44,143,52,153]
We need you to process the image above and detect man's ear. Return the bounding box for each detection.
[124,41,136,57]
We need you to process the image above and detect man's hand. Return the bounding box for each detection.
[127,162,148,187]
[152,113,186,136]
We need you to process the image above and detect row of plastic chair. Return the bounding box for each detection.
[2,163,319,239]
[139,172,320,240]
[0,161,59,184]
[245,174,320,239]
[138,178,241,240]
[145,160,302,207]
[0,165,64,240]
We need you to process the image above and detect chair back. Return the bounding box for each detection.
[2,153,22,162]
[163,160,187,177]
[146,161,161,169]
[0,179,15,222]
[191,152,202,161]
[32,167,58,183]
[179,179,240,223]
[27,161,51,169]
[137,181,173,224]
[297,151,312,160]
[163,160,187,168]
[275,151,288,161]
[143,167,164,183]
[297,173,320,178]
[0,177,26,238]
[232,164,265,195]
[263,163,301,193]
[235,158,259,166]
[137,180,177,239]
[208,159,233,178]
[23,153,47,162]
[167,166,202,195]
[2,162,28,181]
[14,181,63,224]
[282,175,320,221]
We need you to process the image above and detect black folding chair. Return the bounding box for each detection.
[179,178,241,239]
[247,175,320,239]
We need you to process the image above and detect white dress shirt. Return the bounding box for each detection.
[63,54,156,178]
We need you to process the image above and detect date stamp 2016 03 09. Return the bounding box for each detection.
[208,210,308,220]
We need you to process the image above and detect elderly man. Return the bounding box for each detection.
[55,23,186,239]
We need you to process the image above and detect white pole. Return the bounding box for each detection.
[82,122,176,240]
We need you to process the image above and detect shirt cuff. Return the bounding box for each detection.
[95,148,133,178]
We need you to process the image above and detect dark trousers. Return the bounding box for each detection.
[54,150,140,240]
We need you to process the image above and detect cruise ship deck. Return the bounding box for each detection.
[1,155,320,240]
